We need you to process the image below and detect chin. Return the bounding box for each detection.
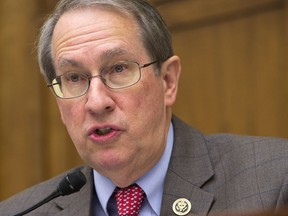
[90,151,128,171]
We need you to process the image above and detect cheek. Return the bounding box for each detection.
[57,100,84,126]
[142,80,164,108]
[125,79,165,122]
[57,102,87,152]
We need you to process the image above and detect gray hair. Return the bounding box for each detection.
[37,0,174,83]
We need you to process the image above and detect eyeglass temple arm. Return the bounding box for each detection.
[47,82,59,87]
[140,56,171,68]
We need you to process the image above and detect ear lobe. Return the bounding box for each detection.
[161,55,181,107]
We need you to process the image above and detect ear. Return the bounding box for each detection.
[161,55,181,107]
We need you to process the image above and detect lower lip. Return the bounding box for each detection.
[88,130,120,142]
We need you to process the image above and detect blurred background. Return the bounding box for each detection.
[1,0,288,200]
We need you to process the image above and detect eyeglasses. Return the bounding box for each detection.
[47,60,159,99]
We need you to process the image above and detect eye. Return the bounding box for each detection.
[101,62,132,77]
[113,64,126,73]
[70,73,80,82]
[64,73,87,82]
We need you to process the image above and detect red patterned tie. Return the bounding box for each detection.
[114,184,146,216]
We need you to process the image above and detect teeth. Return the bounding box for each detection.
[95,127,112,135]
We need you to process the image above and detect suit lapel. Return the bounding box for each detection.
[53,167,94,216]
[161,116,215,216]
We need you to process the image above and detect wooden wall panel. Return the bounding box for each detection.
[0,0,44,200]
[0,0,83,200]
[156,0,282,29]
[155,0,288,137]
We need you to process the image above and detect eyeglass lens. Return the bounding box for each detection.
[50,61,145,99]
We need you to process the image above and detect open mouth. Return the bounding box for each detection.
[95,127,113,136]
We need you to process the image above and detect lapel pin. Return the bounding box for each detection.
[172,198,192,215]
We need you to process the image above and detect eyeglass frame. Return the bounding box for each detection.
[47,59,166,99]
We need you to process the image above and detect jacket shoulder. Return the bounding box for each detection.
[205,134,288,209]
[0,166,90,215]
[206,133,288,155]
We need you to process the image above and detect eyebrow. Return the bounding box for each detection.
[59,58,83,69]
[58,48,132,69]
[99,48,131,62]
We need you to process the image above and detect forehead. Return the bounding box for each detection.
[52,7,148,71]
[51,7,147,65]
[52,6,138,44]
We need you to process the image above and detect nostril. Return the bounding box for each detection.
[105,106,112,111]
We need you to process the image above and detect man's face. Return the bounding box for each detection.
[51,7,180,187]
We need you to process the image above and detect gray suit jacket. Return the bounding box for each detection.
[1,116,288,216]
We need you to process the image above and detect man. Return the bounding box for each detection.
[1,0,288,215]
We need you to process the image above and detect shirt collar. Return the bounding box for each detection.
[93,122,174,215]
[93,171,115,215]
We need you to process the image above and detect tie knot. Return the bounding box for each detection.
[114,184,146,216]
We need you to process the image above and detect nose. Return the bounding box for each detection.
[84,77,116,115]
